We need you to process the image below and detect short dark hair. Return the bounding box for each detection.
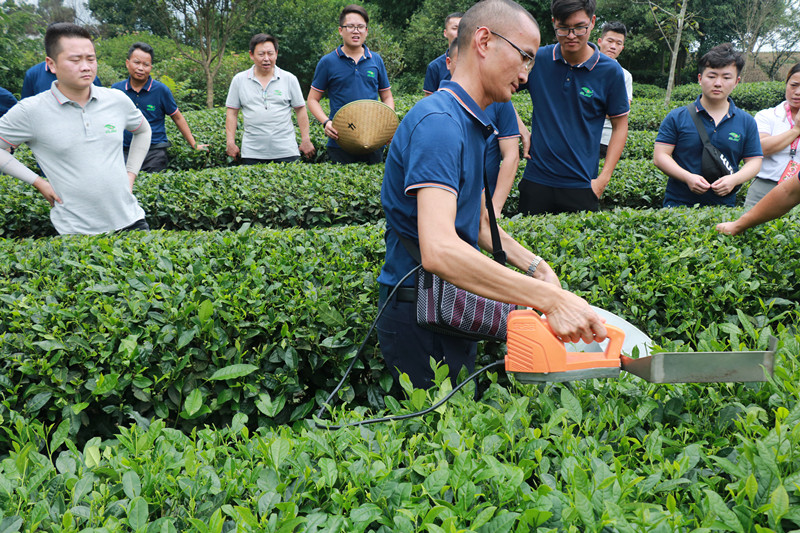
[339,4,369,26]
[787,62,800,83]
[551,0,596,23]
[128,42,154,62]
[45,22,92,59]
[249,33,278,53]
[445,12,464,27]
[698,43,744,76]
[601,21,627,38]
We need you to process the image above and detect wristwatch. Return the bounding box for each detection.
[526,255,543,277]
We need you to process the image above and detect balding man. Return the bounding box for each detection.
[378,0,606,388]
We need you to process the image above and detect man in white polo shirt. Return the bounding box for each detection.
[225,33,315,164]
[0,23,152,235]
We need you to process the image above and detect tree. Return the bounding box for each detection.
[88,0,170,37]
[727,0,789,78]
[147,0,261,108]
[0,1,45,94]
[640,0,699,105]
[36,0,75,25]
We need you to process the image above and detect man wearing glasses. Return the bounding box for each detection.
[378,0,606,389]
[307,4,394,164]
[226,34,314,165]
[517,0,629,215]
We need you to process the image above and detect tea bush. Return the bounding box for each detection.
[0,157,753,238]
[2,208,799,444]
[671,81,785,111]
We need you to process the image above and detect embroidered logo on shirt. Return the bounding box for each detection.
[274,89,283,96]
[728,132,741,142]
[104,124,117,134]
[367,70,376,78]
[579,87,594,98]
[146,104,156,111]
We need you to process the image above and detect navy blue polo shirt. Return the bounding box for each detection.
[656,96,762,207]
[0,87,17,119]
[423,52,450,94]
[485,101,519,193]
[21,62,102,99]
[112,77,179,147]
[310,45,391,148]
[379,81,495,287]
[519,43,629,188]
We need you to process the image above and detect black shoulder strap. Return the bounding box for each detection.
[686,103,713,148]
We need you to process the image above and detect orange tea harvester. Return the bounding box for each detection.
[505,309,625,382]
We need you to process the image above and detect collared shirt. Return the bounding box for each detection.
[379,80,495,287]
[423,52,450,94]
[225,65,305,159]
[0,87,17,118]
[656,95,762,207]
[0,82,147,234]
[485,101,520,193]
[21,61,102,99]
[519,43,630,188]
[111,77,179,146]
[310,45,391,148]
[754,100,796,182]
[601,65,633,146]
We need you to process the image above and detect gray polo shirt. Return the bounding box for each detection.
[225,65,305,159]
[0,82,147,234]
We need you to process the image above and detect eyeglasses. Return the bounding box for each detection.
[554,25,590,37]
[340,24,367,32]
[488,29,535,73]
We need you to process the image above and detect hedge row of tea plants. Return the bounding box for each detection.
[2,157,727,239]
[2,349,798,531]
[2,207,799,445]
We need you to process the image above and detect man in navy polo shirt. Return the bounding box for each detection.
[654,44,762,207]
[422,12,462,97]
[112,42,207,173]
[378,0,606,389]
[307,4,394,164]
[517,0,629,215]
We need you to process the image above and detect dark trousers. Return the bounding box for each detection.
[123,146,169,173]
[117,218,149,232]
[240,155,300,165]
[327,145,383,165]
[377,284,477,390]
[518,180,599,215]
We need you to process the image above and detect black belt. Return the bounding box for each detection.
[380,284,415,302]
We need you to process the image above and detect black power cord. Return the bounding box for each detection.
[314,266,506,430]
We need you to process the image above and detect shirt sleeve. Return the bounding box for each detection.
[624,70,633,102]
[20,69,35,99]
[288,74,305,108]
[225,74,242,109]
[163,85,179,116]
[0,100,34,148]
[742,115,764,159]
[120,93,146,132]
[606,64,630,118]
[376,55,391,91]
[404,112,463,197]
[310,56,329,93]
[655,109,680,146]
[754,107,775,136]
[423,62,438,94]
[496,102,519,138]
